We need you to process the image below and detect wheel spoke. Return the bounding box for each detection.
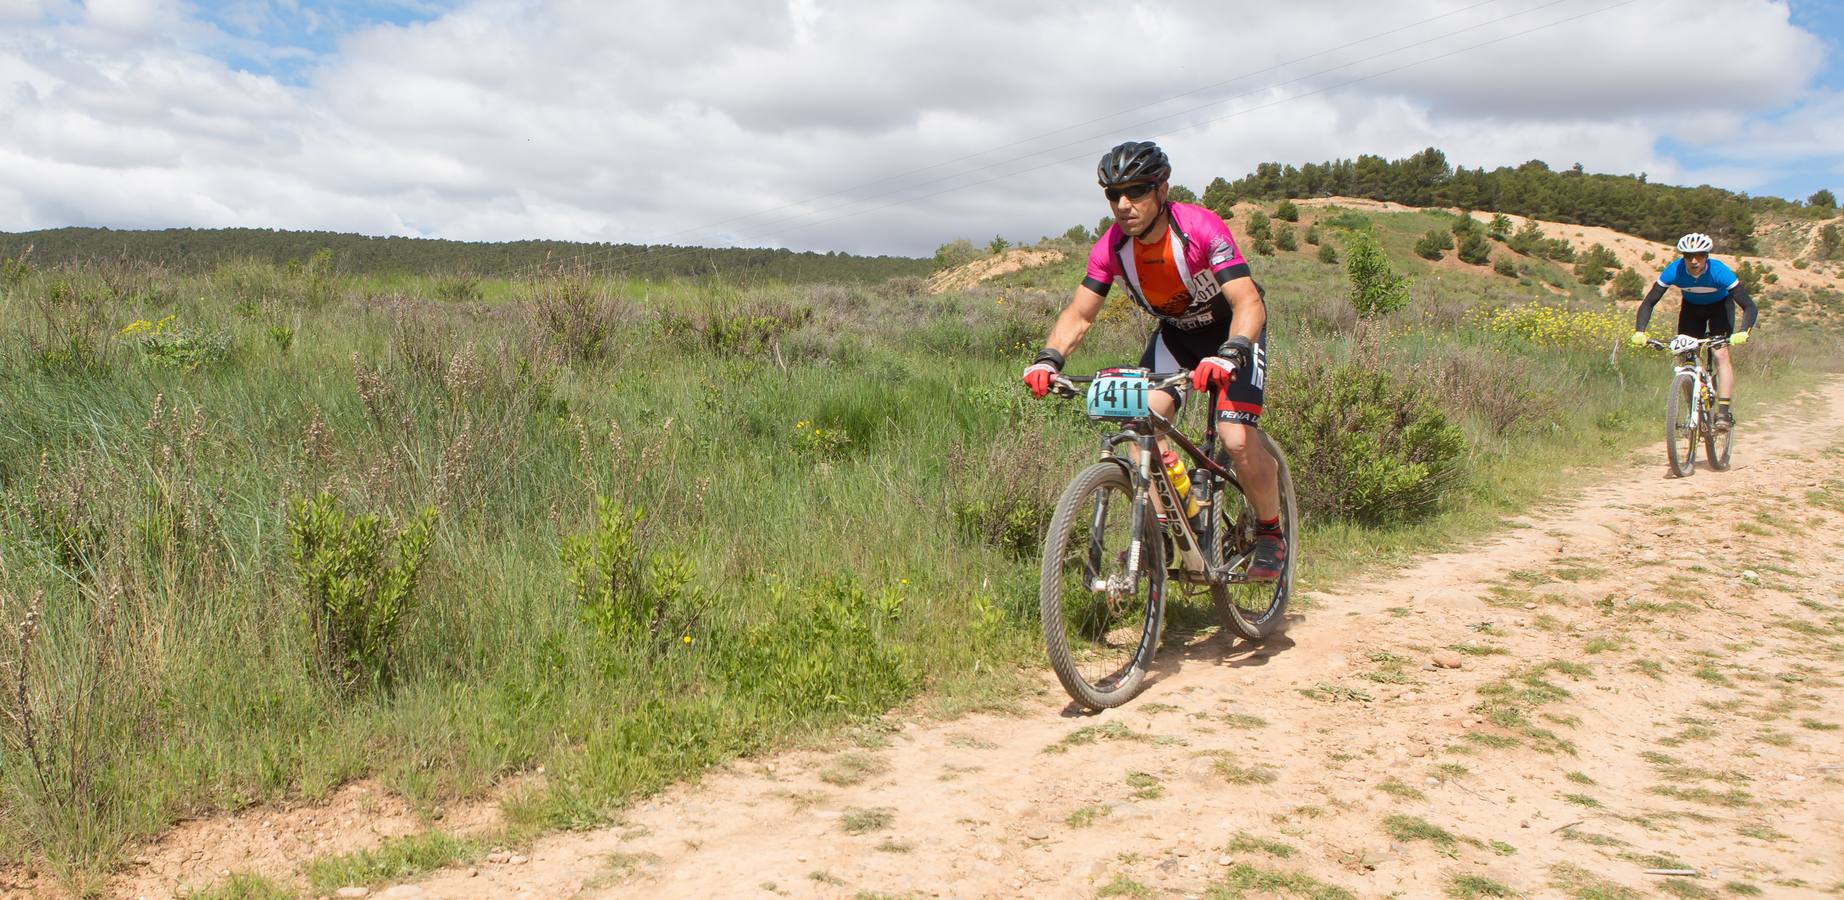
[1042,464,1162,709]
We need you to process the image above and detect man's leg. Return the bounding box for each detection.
[1712,299,1736,429]
[1215,421,1279,521]
[1212,329,1283,580]
[1714,345,1735,428]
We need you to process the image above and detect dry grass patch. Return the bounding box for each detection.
[839,806,894,834]
[818,752,890,786]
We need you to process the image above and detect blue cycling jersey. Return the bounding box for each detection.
[1656,258,1739,305]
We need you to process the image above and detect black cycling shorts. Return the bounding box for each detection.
[1676,300,1734,338]
[1137,325,1269,426]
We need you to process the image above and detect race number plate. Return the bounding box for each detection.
[1086,372,1152,420]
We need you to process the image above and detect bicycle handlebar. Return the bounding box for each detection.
[1048,370,1200,397]
[1644,336,1730,352]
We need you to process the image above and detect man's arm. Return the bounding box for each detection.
[1730,285,1758,332]
[1043,285,1108,358]
[1222,276,1265,342]
[1634,282,1668,331]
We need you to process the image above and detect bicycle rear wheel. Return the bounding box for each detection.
[1210,431,1297,642]
[1702,388,1732,471]
[1665,372,1697,477]
[1040,462,1165,710]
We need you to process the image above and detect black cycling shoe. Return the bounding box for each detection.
[1715,407,1734,432]
[1247,532,1287,582]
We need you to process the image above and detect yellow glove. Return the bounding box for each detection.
[1628,331,1648,347]
[1730,330,1749,346]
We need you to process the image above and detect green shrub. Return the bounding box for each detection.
[521,272,622,361]
[1610,267,1646,300]
[1540,238,1576,262]
[1202,178,1236,219]
[1507,220,1545,256]
[1815,224,1840,261]
[1275,200,1300,222]
[1493,256,1517,278]
[1415,230,1453,260]
[1275,225,1298,252]
[1317,242,1339,265]
[1265,351,1466,525]
[1252,234,1275,256]
[933,239,979,269]
[1736,260,1767,295]
[432,274,482,303]
[1573,244,1619,285]
[287,492,438,694]
[119,314,230,371]
[1304,224,1321,245]
[561,496,711,657]
[1457,232,1492,266]
[1346,230,1411,317]
[1,249,29,287]
[1247,211,1272,240]
[1488,214,1513,240]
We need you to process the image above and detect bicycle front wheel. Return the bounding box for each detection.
[1040,462,1165,710]
[1211,430,1297,642]
[1666,372,1697,477]
[1703,390,1732,471]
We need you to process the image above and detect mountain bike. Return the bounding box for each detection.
[1646,335,1731,477]
[1038,367,1298,710]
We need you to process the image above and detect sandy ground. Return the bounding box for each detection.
[921,197,1843,308]
[94,376,1844,900]
[925,249,1066,294]
[1293,197,1844,298]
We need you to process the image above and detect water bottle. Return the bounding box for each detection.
[1162,450,1199,519]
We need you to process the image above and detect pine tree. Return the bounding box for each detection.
[1610,267,1645,300]
[1346,229,1411,317]
[1415,229,1453,260]
[1202,177,1237,218]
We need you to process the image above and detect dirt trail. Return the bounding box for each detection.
[408,381,1844,899]
[115,380,1844,899]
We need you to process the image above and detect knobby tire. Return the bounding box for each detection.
[1040,462,1165,710]
[1666,372,1697,478]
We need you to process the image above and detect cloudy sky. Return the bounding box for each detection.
[1,0,1839,259]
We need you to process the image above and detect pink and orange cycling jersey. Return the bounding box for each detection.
[1082,201,1252,332]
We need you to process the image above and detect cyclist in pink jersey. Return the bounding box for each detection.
[1022,141,1285,581]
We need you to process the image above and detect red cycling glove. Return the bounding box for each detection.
[1022,348,1065,398]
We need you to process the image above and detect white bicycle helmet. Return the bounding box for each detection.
[1675,232,1714,254]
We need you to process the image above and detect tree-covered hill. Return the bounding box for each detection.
[1198,148,1798,253]
[0,227,935,283]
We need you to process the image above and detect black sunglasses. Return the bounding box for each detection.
[1104,182,1159,203]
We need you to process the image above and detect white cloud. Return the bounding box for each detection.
[0,0,1833,256]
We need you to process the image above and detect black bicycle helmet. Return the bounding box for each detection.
[1097,141,1171,187]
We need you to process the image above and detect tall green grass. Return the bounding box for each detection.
[0,236,1832,894]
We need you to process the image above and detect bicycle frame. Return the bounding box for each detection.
[1055,371,1251,588]
[1654,335,1728,434]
